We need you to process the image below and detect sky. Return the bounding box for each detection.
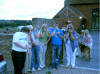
[0,0,64,20]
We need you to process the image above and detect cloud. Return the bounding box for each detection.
[0,0,64,20]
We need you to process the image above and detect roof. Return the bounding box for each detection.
[65,0,99,5]
[53,6,87,19]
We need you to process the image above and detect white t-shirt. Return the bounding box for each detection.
[12,32,28,52]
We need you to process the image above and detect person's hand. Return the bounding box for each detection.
[25,45,29,50]
[69,29,73,34]
[55,26,58,30]
[44,42,48,45]
[57,32,60,35]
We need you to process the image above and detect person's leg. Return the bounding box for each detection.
[23,52,28,73]
[66,44,71,67]
[51,45,56,68]
[27,49,32,71]
[88,43,93,59]
[71,48,77,68]
[11,51,18,74]
[42,44,47,67]
[39,43,44,68]
[31,46,35,69]
[20,53,26,73]
[35,45,41,69]
[56,45,62,67]
[76,46,81,57]
[12,51,26,74]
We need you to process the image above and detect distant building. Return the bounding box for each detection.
[32,0,99,30]
[70,0,99,30]
[53,0,99,30]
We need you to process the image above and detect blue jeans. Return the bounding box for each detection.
[31,45,40,69]
[51,45,62,68]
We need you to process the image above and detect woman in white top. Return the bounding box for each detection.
[11,27,30,74]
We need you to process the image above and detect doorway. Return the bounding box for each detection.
[92,8,99,30]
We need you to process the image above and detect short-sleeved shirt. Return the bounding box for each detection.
[12,32,28,52]
[50,28,63,45]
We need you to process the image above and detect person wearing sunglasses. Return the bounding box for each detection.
[65,24,79,68]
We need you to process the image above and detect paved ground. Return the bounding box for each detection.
[76,30,100,70]
[4,30,100,74]
[5,65,100,74]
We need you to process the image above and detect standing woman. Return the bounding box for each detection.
[39,24,50,68]
[11,27,30,74]
[23,25,33,73]
[65,24,78,68]
[31,26,41,71]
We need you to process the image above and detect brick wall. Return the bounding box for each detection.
[54,18,81,30]
[71,4,99,29]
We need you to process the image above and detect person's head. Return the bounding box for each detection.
[54,24,59,29]
[67,20,72,24]
[42,24,47,31]
[67,24,74,31]
[21,27,30,34]
[84,29,89,36]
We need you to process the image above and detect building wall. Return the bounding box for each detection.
[32,18,58,27]
[71,4,99,29]
[54,18,82,30]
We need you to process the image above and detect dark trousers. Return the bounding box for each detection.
[11,50,26,74]
[51,45,62,68]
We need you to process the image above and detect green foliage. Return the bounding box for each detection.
[0,20,32,28]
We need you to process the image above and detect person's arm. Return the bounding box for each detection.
[40,31,45,38]
[34,31,40,38]
[70,33,75,41]
[13,32,29,50]
[30,32,35,44]
[14,42,28,50]
[45,32,51,45]
[87,37,90,43]
[69,29,75,41]
[51,30,56,37]
[57,32,63,40]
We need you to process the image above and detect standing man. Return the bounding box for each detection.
[11,27,30,74]
[50,24,63,69]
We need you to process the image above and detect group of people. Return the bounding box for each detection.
[11,22,93,74]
